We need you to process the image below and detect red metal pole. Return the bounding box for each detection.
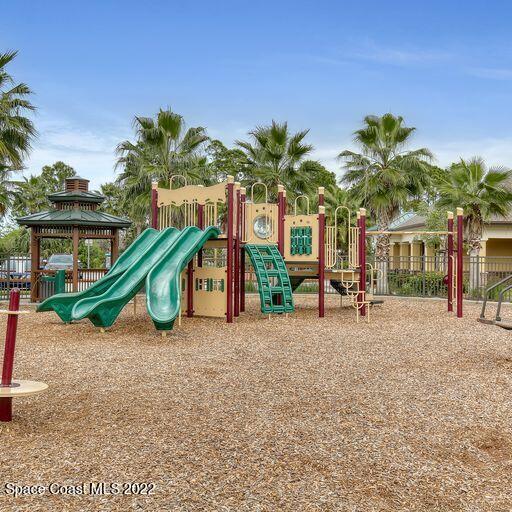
[0,288,20,422]
[197,203,204,267]
[359,208,367,316]
[234,185,241,317]
[447,211,454,313]
[240,188,246,313]
[151,182,158,229]
[226,177,234,323]
[278,185,284,255]
[456,207,464,318]
[318,205,325,317]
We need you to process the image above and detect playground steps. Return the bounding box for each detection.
[330,279,384,306]
[245,244,294,314]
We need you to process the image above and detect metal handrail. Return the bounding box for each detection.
[495,283,512,322]
[480,273,512,320]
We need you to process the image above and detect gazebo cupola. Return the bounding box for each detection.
[48,175,103,211]
[17,174,131,302]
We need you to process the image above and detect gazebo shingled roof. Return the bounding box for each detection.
[17,208,131,228]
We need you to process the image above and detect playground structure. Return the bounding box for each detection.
[37,176,465,331]
[149,176,465,324]
[0,289,47,422]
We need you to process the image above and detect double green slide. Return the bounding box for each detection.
[38,226,219,331]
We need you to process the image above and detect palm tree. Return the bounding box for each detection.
[116,108,209,229]
[236,121,316,199]
[11,174,50,216]
[0,50,36,217]
[437,157,512,290]
[339,113,433,292]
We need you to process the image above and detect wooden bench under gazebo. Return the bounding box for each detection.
[17,175,131,302]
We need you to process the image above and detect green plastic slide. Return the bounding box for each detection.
[146,226,220,331]
[37,228,159,323]
[71,228,180,328]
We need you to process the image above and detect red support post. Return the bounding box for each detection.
[234,184,241,317]
[456,207,464,318]
[318,205,325,317]
[151,182,158,229]
[197,203,204,267]
[278,185,285,255]
[0,288,21,422]
[226,176,234,323]
[447,211,454,313]
[240,188,246,313]
[359,208,367,316]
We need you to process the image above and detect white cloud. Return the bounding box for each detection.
[466,67,512,80]
[22,114,129,189]
[354,45,452,66]
[423,136,512,168]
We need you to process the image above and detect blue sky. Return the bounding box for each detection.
[3,0,512,188]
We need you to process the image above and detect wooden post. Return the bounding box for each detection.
[457,207,464,318]
[234,183,241,317]
[30,229,40,303]
[72,226,79,292]
[0,289,20,422]
[318,205,325,317]
[226,176,234,323]
[278,184,285,255]
[359,208,367,316]
[447,211,454,313]
[111,229,119,266]
[151,181,158,229]
[240,187,246,313]
[186,261,194,317]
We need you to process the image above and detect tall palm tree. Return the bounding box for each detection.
[236,121,316,199]
[437,157,512,290]
[0,50,36,216]
[116,108,209,229]
[339,113,433,292]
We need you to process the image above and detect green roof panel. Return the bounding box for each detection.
[47,190,105,203]
[17,209,131,228]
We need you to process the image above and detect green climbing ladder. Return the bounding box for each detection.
[245,244,294,314]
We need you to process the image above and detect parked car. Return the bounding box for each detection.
[44,254,82,271]
[0,257,31,290]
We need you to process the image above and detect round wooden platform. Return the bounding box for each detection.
[0,380,48,398]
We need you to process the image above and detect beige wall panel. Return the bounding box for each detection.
[193,266,227,318]
[283,214,319,262]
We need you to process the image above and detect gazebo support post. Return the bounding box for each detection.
[111,229,119,266]
[30,230,40,303]
[72,226,79,292]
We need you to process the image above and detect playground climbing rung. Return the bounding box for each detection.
[245,244,294,315]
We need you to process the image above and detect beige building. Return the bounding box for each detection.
[371,213,512,270]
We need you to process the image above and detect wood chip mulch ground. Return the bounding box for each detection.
[1,295,512,511]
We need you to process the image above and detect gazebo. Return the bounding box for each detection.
[17,175,131,302]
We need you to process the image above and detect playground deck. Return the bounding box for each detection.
[1,296,512,511]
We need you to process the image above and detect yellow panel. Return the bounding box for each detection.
[284,214,319,262]
[193,266,227,318]
[243,203,278,245]
[156,181,227,207]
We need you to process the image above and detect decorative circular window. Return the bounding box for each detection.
[253,215,272,239]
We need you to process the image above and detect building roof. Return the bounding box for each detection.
[47,190,105,204]
[369,211,512,232]
[17,209,131,228]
